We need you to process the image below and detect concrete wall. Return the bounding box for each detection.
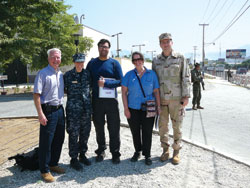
[83,25,110,68]
[119,58,152,75]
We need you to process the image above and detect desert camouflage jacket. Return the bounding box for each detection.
[152,51,191,101]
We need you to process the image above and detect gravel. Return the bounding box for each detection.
[1,125,250,188]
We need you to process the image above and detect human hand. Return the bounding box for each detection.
[157,106,161,115]
[124,108,131,119]
[38,113,48,126]
[98,77,105,87]
[181,97,189,107]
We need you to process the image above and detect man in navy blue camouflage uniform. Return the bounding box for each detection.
[64,53,92,171]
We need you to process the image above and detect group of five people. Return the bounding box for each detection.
[33,32,191,183]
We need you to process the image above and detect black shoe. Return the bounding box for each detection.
[70,158,83,171]
[197,106,204,109]
[130,152,141,162]
[112,156,120,164]
[79,155,91,166]
[96,152,105,162]
[192,106,197,110]
[145,157,152,166]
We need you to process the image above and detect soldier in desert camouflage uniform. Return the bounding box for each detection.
[64,53,92,171]
[152,33,191,164]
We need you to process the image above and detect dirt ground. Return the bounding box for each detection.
[0,86,33,96]
[0,117,39,164]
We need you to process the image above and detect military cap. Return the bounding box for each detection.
[73,53,85,63]
[195,63,200,67]
[159,33,172,41]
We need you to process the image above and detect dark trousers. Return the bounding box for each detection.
[192,84,201,106]
[39,106,65,173]
[92,98,121,157]
[127,108,155,158]
[67,112,91,159]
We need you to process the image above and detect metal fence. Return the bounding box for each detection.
[205,70,250,88]
[205,70,226,78]
[230,74,250,88]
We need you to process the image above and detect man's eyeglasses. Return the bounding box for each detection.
[99,46,109,49]
[132,58,143,62]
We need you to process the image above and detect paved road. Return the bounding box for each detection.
[118,78,250,165]
[1,78,250,165]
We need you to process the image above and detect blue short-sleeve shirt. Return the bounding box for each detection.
[122,67,159,110]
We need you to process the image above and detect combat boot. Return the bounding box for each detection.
[192,105,197,110]
[79,154,91,166]
[160,147,169,162]
[70,158,83,171]
[197,106,204,109]
[172,150,180,165]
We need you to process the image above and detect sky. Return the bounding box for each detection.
[64,0,250,61]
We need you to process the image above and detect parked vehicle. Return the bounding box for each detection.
[236,68,247,74]
[216,64,225,72]
[207,66,215,71]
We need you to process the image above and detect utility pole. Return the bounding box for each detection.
[132,44,145,53]
[146,50,156,61]
[199,24,209,75]
[111,32,122,57]
[219,43,221,58]
[193,46,197,64]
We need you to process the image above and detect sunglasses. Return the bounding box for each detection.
[132,58,143,62]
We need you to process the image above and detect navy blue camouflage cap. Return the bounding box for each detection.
[73,53,85,63]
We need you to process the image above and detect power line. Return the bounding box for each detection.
[213,0,236,29]
[212,4,250,43]
[205,0,221,24]
[222,0,249,32]
[200,0,211,23]
[207,0,228,24]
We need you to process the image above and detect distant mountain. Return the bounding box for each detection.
[111,50,152,59]
[113,44,250,62]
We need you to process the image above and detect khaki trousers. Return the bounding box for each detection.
[159,100,184,150]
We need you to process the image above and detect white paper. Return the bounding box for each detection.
[155,115,159,130]
[99,78,116,98]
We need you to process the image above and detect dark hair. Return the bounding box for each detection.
[98,39,111,48]
[132,51,144,62]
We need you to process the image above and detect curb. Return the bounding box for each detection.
[0,116,38,119]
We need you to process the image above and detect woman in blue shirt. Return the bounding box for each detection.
[121,52,161,165]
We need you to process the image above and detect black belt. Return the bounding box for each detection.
[41,104,62,112]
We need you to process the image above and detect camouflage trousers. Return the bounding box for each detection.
[66,112,91,159]
[159,100,184,150]
[192,84,201,106]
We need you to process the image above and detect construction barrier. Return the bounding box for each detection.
[231,74,250,88]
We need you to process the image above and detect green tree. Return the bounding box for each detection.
[0,0,93,71]
[145,58,152,63]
